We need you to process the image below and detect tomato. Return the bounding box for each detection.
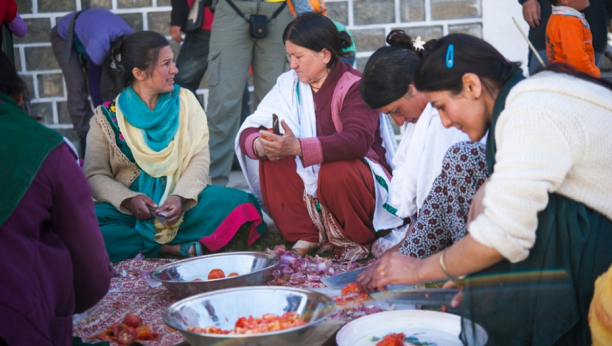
[193,278,202,281]
[122,313,142,328]
[95,331,113,341]
[208,269,226,280]
[115,324,137,345]
[341,283,359,296]
[376,333,405,346]
[228,272,239,277]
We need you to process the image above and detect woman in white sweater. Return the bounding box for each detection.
[365,34,612,345]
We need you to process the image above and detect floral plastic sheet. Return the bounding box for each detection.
[72,247,374,345]
[72,258,185,346]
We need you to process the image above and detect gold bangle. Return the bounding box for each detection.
[439,249,466,282]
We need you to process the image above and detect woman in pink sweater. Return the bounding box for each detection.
[237,13,397,260]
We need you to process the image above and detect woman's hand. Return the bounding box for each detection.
[357,243,405,293]
[440,280,464,312]
[258,120,302,161]
[371,251,424,291]
[121,195,157,220]
[156,195,185,225]
[357,262,379,293]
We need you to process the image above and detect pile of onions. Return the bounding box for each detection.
[265,245,361,286]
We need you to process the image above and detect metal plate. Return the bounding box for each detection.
[336,310,488,346]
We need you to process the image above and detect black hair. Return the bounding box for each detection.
[535,62,612,91]
[0,51,32,114]
[282,12,352,69]
[110,31,170,88]
[414,34,521,97]
[360,29,430,109]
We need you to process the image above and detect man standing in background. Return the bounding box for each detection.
[206,0,290,186]
[170,0,215,96]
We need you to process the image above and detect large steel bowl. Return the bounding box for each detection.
[150,252,276,299]
[162,286,339,346]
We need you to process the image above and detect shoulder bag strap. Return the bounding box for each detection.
[225,0,250,23]
[267,1,287,22]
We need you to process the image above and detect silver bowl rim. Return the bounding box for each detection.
[149,251,277,283]
[162,285,337,339]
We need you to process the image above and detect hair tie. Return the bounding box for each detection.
[412,36,425,51]
[446,44,454,69]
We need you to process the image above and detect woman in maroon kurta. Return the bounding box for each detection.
[0,52,112,346]
[237,13,397,260]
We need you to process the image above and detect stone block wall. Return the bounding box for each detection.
[11,0,482,141]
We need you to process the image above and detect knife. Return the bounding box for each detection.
[148,207,167,226]
[371,287,459,306]
[321,267,367,289]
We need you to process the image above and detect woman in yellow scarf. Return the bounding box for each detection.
[84,31,266,262]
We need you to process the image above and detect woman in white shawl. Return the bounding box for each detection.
[236,13,398,260]
[357,30,488,292]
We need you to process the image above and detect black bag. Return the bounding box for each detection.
[249,14,268,39]
[183,0,205,33]
[226,0,287,39]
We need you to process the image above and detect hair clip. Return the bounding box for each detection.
[412,36,425,51]
[446,44,454,68]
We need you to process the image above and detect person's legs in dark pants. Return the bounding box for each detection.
[50,26,93,155]
[174,29,211,95]
[233,83,251,171]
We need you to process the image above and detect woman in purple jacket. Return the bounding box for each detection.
[0,52,112,346]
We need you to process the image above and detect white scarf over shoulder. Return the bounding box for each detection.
[386,103,472,219]
[235,69,400,231]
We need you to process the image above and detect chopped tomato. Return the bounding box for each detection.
[208,269,226,280]
[341,282,359,296]
[189,312,307,335]
[376,332,405,346]
[90,314,157,343]
[114,324,137,345]
[228,272,239,277]
[193,278,202,281]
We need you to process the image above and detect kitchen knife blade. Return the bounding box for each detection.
[321,267,367,289]
[371,287,459,306]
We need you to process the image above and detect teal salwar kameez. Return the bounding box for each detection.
[460,71,612,346]
[95,98,266,263]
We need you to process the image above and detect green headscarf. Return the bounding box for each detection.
[0,92,64,227]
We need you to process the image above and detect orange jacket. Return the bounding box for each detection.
[546,12,600,78]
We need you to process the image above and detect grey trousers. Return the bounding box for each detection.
[206,0,290,186]
[50,26,120,140]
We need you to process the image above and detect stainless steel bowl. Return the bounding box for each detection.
[150,252,277,299]
[162,286,339,346]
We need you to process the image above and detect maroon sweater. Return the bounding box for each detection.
[0,144,112,346]
[240,62,391,173]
